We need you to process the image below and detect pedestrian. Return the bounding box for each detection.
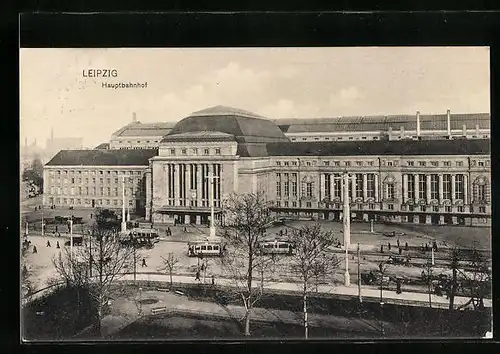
[195,270,200,281]
[388,242,391,251]
[55,225,58,233]
[398,247,402,255]
[425,243,429,252]
[183,226,187,233]
[90,213,93,219]
[56,241,60,249]
[211,274,215,286]
[397,239,400,247]
[142,258,147,267]
[433,241,438,252]
[396,278,402,294]
[405,242,408,251]
[46,240,51,247]
[380,244,384,253]
[379,262,383,273]
[421,243,425,252]
[33,246,37,254]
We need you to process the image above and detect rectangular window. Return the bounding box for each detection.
[345,161,350,167]
[334,161,340,166]
[276,173,281,197]
[478,161,484,167]
[284,201,289,207]
[114,188,118,196]
[367,161,374,166]
[407,161,414,166]
[291,173,297,197]
[443,161,451,167]
[369,203,374,210]
[291,161,297,166]
[107,187,111,196]
[323,161,330,166]
[419,161,426,167]
[113,200,117,206]
[170,149,176,155]
[455,174,464,200]
[387,184,394,199]
[333,174,341,198]
[457,206,464,213]
[456,161,463,167]
[284,173,289,197]
[292,201,297,207]
[420,206,426,212]
[443,174,452,199]
[355,174,363,198]
[284,161,289,166]
[215,148,221,155]
[192,148,198,155]
[479,206,486,213]
[445,206,452,212]
[366,174,375,198]
[387,161,393,166]
[276,201,281,207]
[276,161,281,166]
[430,174,439,200]
[107,178,110,184]
[306,202,312,208]
[387,204,394,210]
[306,182,313,197]
[407,174,415,200]
[433,206,439,212]
[431,161,438,167]
[418,174,426,200]
[477,184,486,201]
[181,149,187,155]
[356,161,362,166]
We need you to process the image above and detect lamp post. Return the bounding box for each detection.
[205,172,219,238]
[121,176,127,233]
[357,243,362,302]
[41,199,44,237]
[333,171,355,286]
[69,217,74,273]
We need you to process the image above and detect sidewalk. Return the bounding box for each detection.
[119,273,492,309]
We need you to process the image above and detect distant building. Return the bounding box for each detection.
[109,112,175,150]
[46,129,83,158]
[95,143,110,150]
[44,105,491,227]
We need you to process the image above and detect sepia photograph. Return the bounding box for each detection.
[19,47,492,341]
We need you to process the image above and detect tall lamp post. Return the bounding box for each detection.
[333,171,355,286]
[41,198,44,237]
[205,172,219,238]
[121,176,127,233]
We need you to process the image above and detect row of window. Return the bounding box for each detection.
[49,170,142,176]
[49,198,134,206]
[168,147,221,156]
[273,201,487,213]
[402,174,487,201]
[49,186,136,197]
[276,160,488,168]
[290,136,380,141]
[49,176,141,186]
[114,139,160,144]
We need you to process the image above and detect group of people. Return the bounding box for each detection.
[380,239,409,254]
[420,241,439,253]
[165,227,172,236]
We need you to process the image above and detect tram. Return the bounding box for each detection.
[120,228,160,248]
[259,239,295,256]
[187,239,226,257]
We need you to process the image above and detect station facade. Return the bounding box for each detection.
[43,105,491,227]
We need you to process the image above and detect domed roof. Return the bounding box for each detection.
[166,105,289,142]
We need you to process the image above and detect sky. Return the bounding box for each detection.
[20,47,490,149]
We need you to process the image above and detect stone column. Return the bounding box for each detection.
[196,164,202,205]
[451,174,456,203]
[374,174,379,202]
[362,174,368,201]
[426,174,431,202]
[175,164,182,207]
[402,174,408,202]
[186,163,191,207]
[464,174,468,204]
[438,174,444,203]
[330,174,335,200]
[319,173,325,201]
[439,215,445,225]
[351,176,356,200]
[414,174,419,201]
[425,215,432,224]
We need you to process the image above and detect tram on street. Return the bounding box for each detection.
[187,239,226,257]
[259,239,295,256]
[120,228,160,248]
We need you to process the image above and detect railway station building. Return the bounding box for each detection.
[43,105,491,227]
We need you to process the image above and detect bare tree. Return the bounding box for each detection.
[288,224,341,339]
[51,210,135,336]
[218,192,275,336]
[159,252,179,288]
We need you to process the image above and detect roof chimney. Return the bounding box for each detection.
[447,109,451,138]
[132,112,137,123]
[416,111,421,137]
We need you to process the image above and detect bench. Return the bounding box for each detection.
[174,290,184,296]
[157,288,170,292]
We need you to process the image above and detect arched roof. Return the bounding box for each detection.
[166,105,289,142]
[162,105,289,156]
